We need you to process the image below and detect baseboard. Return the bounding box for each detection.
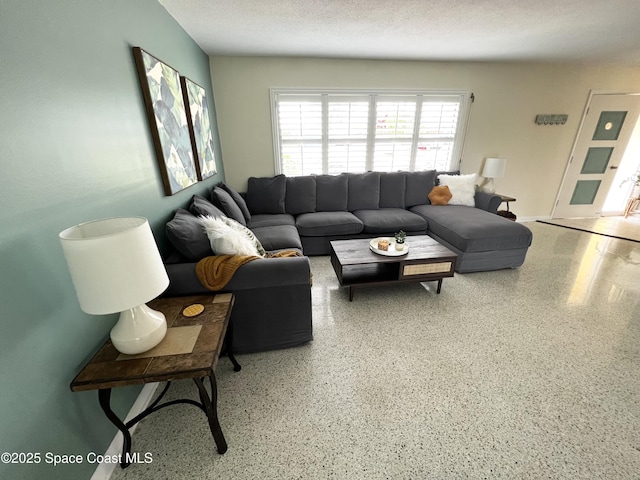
[518,215,551,223]
[90,382,160,480]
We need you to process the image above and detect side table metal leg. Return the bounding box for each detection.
[436,279,443,294]
[194,376,228,454]
[98,389,132,468]
[349,286,355,301]
[225,319,241,372]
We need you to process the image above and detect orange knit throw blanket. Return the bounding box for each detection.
[196,251,302,291]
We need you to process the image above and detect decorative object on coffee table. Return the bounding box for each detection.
[59,217,170,355]
[369,238,410,257]
[394,230,407,250]
[70,294,240,469]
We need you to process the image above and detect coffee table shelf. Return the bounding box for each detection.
[330,236,458,301]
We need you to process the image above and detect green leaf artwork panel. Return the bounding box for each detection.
[135,48,197,195]
[182,77,217,180]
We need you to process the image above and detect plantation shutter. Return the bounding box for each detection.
[272,90,470,175]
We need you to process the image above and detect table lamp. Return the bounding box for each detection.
[60,217,170,355]
[481,157,507,193]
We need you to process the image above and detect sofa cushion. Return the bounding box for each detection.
[252,224,303,251]
[286,176,316,214]
[353,208,427,234]
[220,182,251,223]
[410,205,533,252]
[247,174,286,214]
[347,172,380,211]
[190,195,225,218]
[211,186,246,225]
[166,208,213,261]
[315,174,348,211]
[379,172,406,208]
[438,173,476,207]
[249,213,296,229]
[405,170,437,207]
[296,211,364,236]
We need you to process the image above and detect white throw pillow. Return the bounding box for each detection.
[219,216,266,257]
[199,216,260,257]
[438,174,477,207]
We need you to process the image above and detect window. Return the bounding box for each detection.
[271,89,471,176]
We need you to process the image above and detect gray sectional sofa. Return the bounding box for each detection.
[162,170,532,353]
[243,171,532,272]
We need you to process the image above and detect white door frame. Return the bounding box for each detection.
[552,90,640,218]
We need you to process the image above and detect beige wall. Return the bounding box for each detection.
[209,56,640,218]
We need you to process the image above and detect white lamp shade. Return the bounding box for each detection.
[482,157,507,178]
[59,217,169,315]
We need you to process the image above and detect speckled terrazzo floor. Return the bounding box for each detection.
[109,222,640,480]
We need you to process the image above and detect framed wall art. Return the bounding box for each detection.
[132,47,197,195]
[181,76,217,180]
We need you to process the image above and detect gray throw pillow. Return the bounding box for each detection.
[190,195,225,218]
[220,182,251,223]
[246,175,286,214]
[286,176,316,214]
[211,186,247,225]
[165,208,213,261]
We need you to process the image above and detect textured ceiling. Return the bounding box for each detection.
[158,0,640,64]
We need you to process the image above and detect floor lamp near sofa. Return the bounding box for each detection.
[59,217,169,354]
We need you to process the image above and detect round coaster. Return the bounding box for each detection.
[182,303,205,317]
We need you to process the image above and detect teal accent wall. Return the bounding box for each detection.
[0,1,224,478]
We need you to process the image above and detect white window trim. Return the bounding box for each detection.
[270,88,472,175]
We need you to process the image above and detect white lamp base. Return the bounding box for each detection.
[110,304,167,355]
[482,177,496,194]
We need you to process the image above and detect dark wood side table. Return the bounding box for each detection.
[71,294,240,468]
[496,194,516,211]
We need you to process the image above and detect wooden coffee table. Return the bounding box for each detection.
[330,235,458,301]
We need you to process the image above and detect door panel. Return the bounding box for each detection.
[553,94,640,218]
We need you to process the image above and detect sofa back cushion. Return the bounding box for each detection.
[247,174,286,214]
[219,182,251,223]
[379,172,406,208]
[347,172,380,211]
[405,170,437,207]
[286,176,316,214]
[190,195,225,218]
[315,174,348,211]
[211,186,247,225]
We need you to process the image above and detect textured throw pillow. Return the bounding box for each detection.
[428,185,452,206]
[220,216,266,257]
[199,216,260,257]
[438,173,477,207]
